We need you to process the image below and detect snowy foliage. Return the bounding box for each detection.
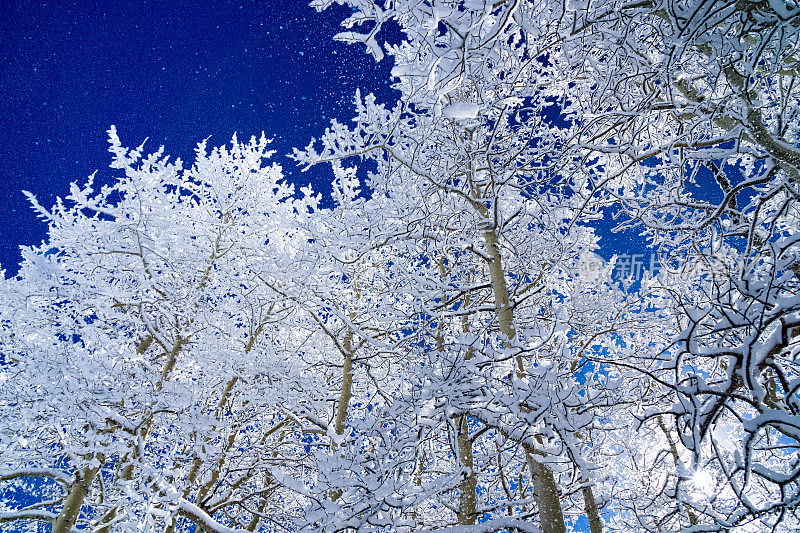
[1,1,799,532]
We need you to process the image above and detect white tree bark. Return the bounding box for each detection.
[52,461,103,533]
[482,224,566,533]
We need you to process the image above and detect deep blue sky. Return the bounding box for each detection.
[0,0,398,273]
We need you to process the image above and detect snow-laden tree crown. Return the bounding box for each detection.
[1,1,798,532]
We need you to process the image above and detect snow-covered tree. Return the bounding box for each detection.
[0,128,325,532]
[560,1,800,529]
[307,0,800,531]
[294,3,649,531]
[2,1,798,532]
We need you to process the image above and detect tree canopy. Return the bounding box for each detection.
[1,1,799,532]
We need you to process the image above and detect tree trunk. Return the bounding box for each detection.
[334,329,355,437]
[583,485,603,533]
[52,460,103,533]
[481,229,516,347]
[456,415,477,524]
[525,451,566,533]
[329,324,356,504]
[482,226,566,533]
[437,256,479,525]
